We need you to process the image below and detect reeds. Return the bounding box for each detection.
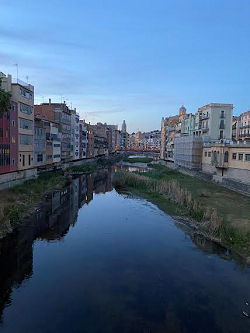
[113,171,222,236]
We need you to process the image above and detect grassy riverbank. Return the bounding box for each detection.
[0,171,68,238]
[68,157,114,174]
[113,165,250,257]
[123,157,153,164]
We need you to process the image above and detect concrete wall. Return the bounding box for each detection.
[0,168,37,190]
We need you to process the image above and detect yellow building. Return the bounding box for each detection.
[202,143,250,185]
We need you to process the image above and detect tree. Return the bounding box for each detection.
[0,78,12,114]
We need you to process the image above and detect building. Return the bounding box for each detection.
[1,73,35,170]
[35,99,71,163]
[194,103,233,141]
[202,142,250,186]
[0,99,18,174]
[71,109,80,160]
[174,136,202,169]
[181,114,196,136]
[107,125,117,154]
[238,110,250,141]
[34,116,46,167]
[160,106,188,161]
[86,123,94,158]
[94,122,108,156]
[79,120,88,159]
[115,129,121,151]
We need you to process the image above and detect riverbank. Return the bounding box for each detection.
[113,164,250,259]
[0,155,126,240]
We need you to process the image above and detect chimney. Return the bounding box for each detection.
[49,98,51,105]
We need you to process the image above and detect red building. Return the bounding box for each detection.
[0,101,18,174]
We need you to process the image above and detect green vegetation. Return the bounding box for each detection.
[0,78,12,114]
[68,157,114,174]
[114,165,250,256]
[123,157,153,164]
[0,171,67,237]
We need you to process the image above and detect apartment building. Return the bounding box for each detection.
[94,123,108,156]
[107,125,117,154]
[35,99,70,163]
[115,129,121,151]
[202,142,250,185]
[194,103,233,141]
[71,109,80,160]
[79,120,87,159]
[34,117,46,167]
[86,123,94,158]
[1,73,35,170]
[0,100,18,174]
[238,110,250,141]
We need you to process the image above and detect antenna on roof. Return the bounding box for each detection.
[14,64,18,80]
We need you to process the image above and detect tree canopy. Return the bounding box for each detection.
[0,78,12,114]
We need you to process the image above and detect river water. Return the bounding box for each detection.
[0,167,250,333]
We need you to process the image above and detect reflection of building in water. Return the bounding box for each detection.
[0,226,34,324]
[0,168,115,322]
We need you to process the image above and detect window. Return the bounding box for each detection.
[20,103,32,115]
[37,154,43,162]
[204,151,207,157]
[220,110,225,118]
[47,141,52,146]
[20,118,32,130]
[53,143,60,147]
[53,154,60,158]
[224,151,229,163]
[19,134,32,145]
[219,130,223,139]
[12,120,15,126]
[12,159,15,165]
[20,87,32,99]
[0,144,10,166]
[208,152,211,157]
[11,104,15,112]
[246,154,250,162]
[29,154,31,165]
[12,136,15,143]
[220,120,225,129]
[0,128,3,138]
[46,155,52,160]
[22,155,25,166]
[232,153,237,160]
[238,153,243,161]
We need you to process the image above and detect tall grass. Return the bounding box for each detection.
[113,171,222,236]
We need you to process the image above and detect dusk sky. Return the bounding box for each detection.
[1,0,250,132]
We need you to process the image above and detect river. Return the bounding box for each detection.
[0,167,250,333]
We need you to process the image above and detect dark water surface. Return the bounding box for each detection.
[0,168,250,333]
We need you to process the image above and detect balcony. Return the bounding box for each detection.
[220,114,225,119]
[240,125,250,129]
[199,114,210,120]
[239,133,250,138]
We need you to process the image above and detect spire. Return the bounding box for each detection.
[121,120,127,133]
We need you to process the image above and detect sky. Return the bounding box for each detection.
[1,0,250,132]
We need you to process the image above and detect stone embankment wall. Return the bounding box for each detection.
[0,152,129,190]
[159,160,250,196]
[0,168,38,191]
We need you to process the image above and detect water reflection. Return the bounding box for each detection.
[0,168,113,324]
[0,166,249,332]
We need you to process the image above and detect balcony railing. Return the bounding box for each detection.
[240,125,250,129]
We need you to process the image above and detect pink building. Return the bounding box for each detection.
[0,101,18,174]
